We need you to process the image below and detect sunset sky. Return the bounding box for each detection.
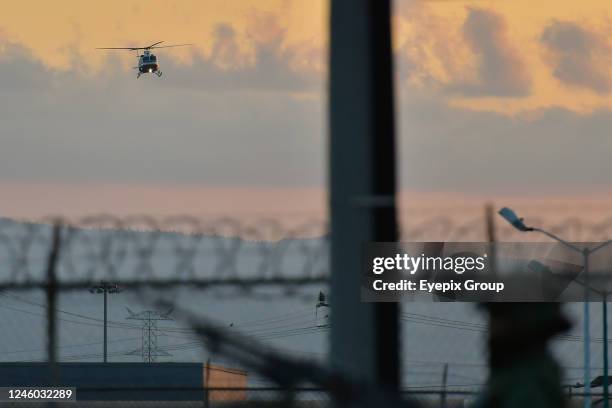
[2,0,612,219]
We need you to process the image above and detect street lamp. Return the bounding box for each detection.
[499,207,612,408]
[498,207,533,232]
[90,281,121,363]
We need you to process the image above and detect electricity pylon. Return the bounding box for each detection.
[126,308,173,363]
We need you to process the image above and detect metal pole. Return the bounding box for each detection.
[329,0,399,389]
[46,224,62,385]
[441,363,448,408]
[204,359,210,408]
[584,251,591,408]
[370,0,400,388]
[103,286,108,363]
[485,203,496,243]
[92,281,120,363]
[484,203,498,280]
[604,293,609,408]
[148,314,153,363]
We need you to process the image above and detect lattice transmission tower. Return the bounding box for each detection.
[125,308,174,362]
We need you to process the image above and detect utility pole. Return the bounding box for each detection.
[126,309,173,362]
[90,281,121,363]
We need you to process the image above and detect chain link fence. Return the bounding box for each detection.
[1,206,612,406]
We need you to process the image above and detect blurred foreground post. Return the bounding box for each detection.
[483,208,569,407]
[329,0,399,393]
[479,303,569,408]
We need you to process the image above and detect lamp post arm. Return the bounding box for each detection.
[532,228,582,254]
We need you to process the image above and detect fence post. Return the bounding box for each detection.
[204,359,210,408]
[46,222,62,386]
[484,203,498,280]
[441,363,448,408]
[485,203,496,243]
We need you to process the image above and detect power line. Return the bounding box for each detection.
[227,308,315,328]
[0,290,155,331]
[0,337,140,357]
[400,312,608,344]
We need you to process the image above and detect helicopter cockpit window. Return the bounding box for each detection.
[143,56,150,63]
[150,55,157,62]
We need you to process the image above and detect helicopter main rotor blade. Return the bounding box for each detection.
[145,41,165,49]
[96,47,141,50]
[96,42,192,51]
[150,43,194,49]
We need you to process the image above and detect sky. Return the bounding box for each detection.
[2,0,612,218]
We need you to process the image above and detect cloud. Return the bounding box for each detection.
[0,41,55,91]
[395,5,531,98]
[0,40,325,187]
[0,9,324,190]
[540,20,612,93]
[395,2,471,91]
[398,87,612,193]
[2,12,612,197]
[209,24,244,69]
[446,7,531,97]
[157,12,321,93]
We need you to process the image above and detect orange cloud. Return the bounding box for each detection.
[448,7,531,97]
[0,0,326,72]
[395,1,612,114]
[541,20,612,94]
[8,0,612,114]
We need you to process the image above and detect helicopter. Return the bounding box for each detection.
[96,41,192,78]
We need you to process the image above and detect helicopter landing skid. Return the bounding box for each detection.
[156,71,163,77]
[137,72,141,79]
